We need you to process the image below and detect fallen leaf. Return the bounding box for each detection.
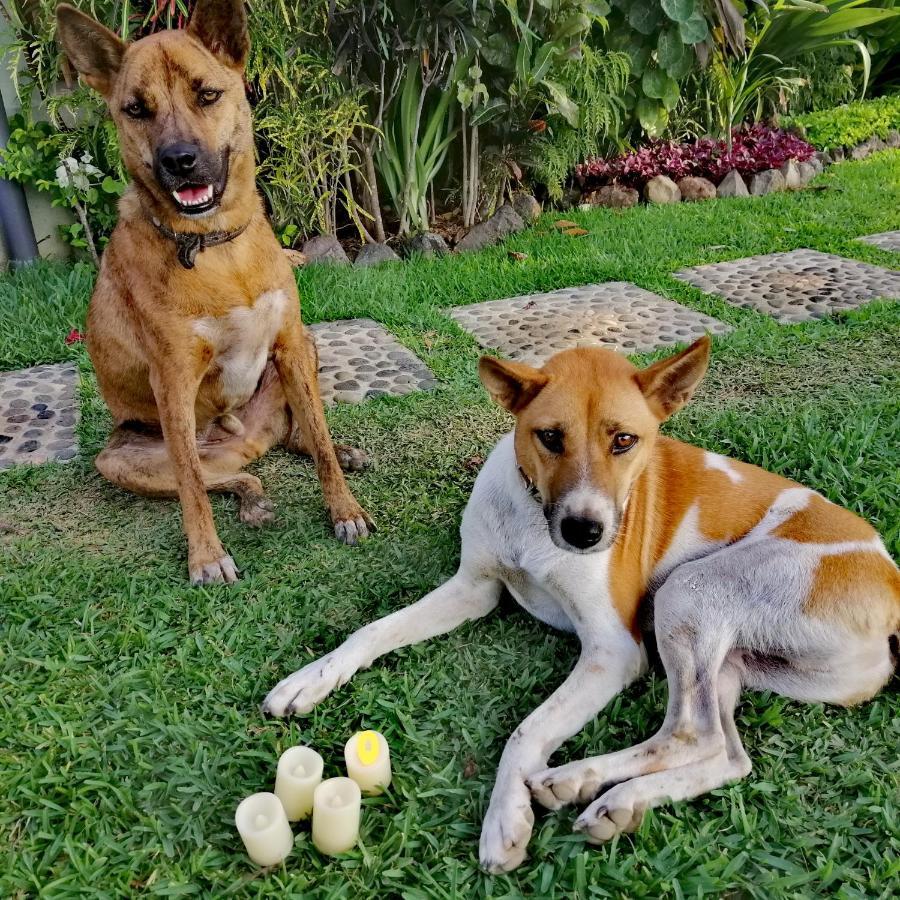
[563,227,589,237]
[463,757,478,778]
[462,455,485,472]
[508,251,529,261]
[553,219,578,229]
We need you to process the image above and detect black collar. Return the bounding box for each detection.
[150,216,250,269]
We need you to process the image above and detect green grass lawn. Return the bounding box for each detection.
[1,153,898,898]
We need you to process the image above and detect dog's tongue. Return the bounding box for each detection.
[176,184,212,204]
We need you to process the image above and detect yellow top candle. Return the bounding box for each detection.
[344,730,391,795]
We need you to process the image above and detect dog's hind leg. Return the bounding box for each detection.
[96,427,277,527]
[571,664,751,843]
[262,569,503,717]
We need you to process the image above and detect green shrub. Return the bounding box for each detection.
[785,94,900,148]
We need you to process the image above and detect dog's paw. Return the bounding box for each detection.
[478,784,535,874]
[189,554,239,586]
[262,652,355,717]
[527,760,603,810]
[335,444,370,473]
[574,783,644,844]
[239,493,276,527]
[332,501,375,546]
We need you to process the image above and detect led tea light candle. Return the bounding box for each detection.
[344,730,392,795]
[274,746,324,821]
[312,777,362,855]
[235,792,294,866]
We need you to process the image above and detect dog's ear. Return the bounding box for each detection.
[479,356,549,413]
[187,0,249,69]
[635,335,711,421]
[56,4,126,98]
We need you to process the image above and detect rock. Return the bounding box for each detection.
[716,170,749,198]
[455,204,526,253]
[780,159,803,191]
[586,184,639,208]
[830,147,845,163]
[644,175,681,204]
[354,242,400,267]
[749,169,786,196]
[559,186,583,210]
[405,232,449,258]
[797,162,818,187]
[886,130,900,149]
[850,136,886,160]
[814,150,831,169]
[302,234,350,265]
[510,192,542,224]
[283,248,308,268]
[677,176,716,201]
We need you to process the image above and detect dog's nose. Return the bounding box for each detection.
[560,516,603,549]
[158,143,198,177]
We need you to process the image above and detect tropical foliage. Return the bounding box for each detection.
[1,0,899,252]
[784,92,900,147]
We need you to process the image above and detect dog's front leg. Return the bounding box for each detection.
[479,641,641,874]
[263,570,502,716]
[149,362,237,585]
[273,321,373,544]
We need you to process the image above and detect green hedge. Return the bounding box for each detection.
[785,94,900,150]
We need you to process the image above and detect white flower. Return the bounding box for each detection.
[80,152,93,164]
[64,156,79,173]
[55,165,70,188]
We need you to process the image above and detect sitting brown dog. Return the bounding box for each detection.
[56,0,373,584]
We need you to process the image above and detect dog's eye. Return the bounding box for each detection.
[612,433,638,454]
[198,89,223,107]
[122,100,148,119]
[536,429,564,454]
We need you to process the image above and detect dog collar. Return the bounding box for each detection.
[150,216,250,269]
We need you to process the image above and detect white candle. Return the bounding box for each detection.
[274,746,324,821]
[344,730,392,795]
[311,777,361,855]
[234,792,294,866]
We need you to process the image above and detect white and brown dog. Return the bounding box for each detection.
[264,336,899,872]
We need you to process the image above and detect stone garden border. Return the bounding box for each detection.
[293,136,899,269]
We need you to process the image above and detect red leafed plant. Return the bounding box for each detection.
[575,125,815,191]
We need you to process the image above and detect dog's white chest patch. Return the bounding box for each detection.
[193,289,287,407]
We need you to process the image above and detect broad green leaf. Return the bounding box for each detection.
[628,1,664,36]
[661,0,695,24]
[679,9,709,44]
[642,67,671,99]
[661,77,681,111]
[637,98,669,137]
[544,79,580,128]
[657,27,688,72]
[470,97,507,128]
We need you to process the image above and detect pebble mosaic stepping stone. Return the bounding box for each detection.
[0,363,79,470]
[675,249,900,323]
[309,318,437,405]
[446,283,729,365]
[857,231,900,252]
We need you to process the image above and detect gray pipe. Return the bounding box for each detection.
[0,97,40,266]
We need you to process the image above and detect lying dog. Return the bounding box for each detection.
[56,0,372,585]
[264,336,898,872]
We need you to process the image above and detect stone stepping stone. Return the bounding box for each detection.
[446,283,729,365]
[309,318,437,404]
[675,249,900,324]
[0,363,79,470]
[857,231,900,252]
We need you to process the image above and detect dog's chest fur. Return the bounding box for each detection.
[193,289,288,408]
[464,436,623,636]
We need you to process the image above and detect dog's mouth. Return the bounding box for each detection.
[168,153,229,217]
[172,183,217,213]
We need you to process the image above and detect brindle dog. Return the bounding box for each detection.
[56,0,374,585]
